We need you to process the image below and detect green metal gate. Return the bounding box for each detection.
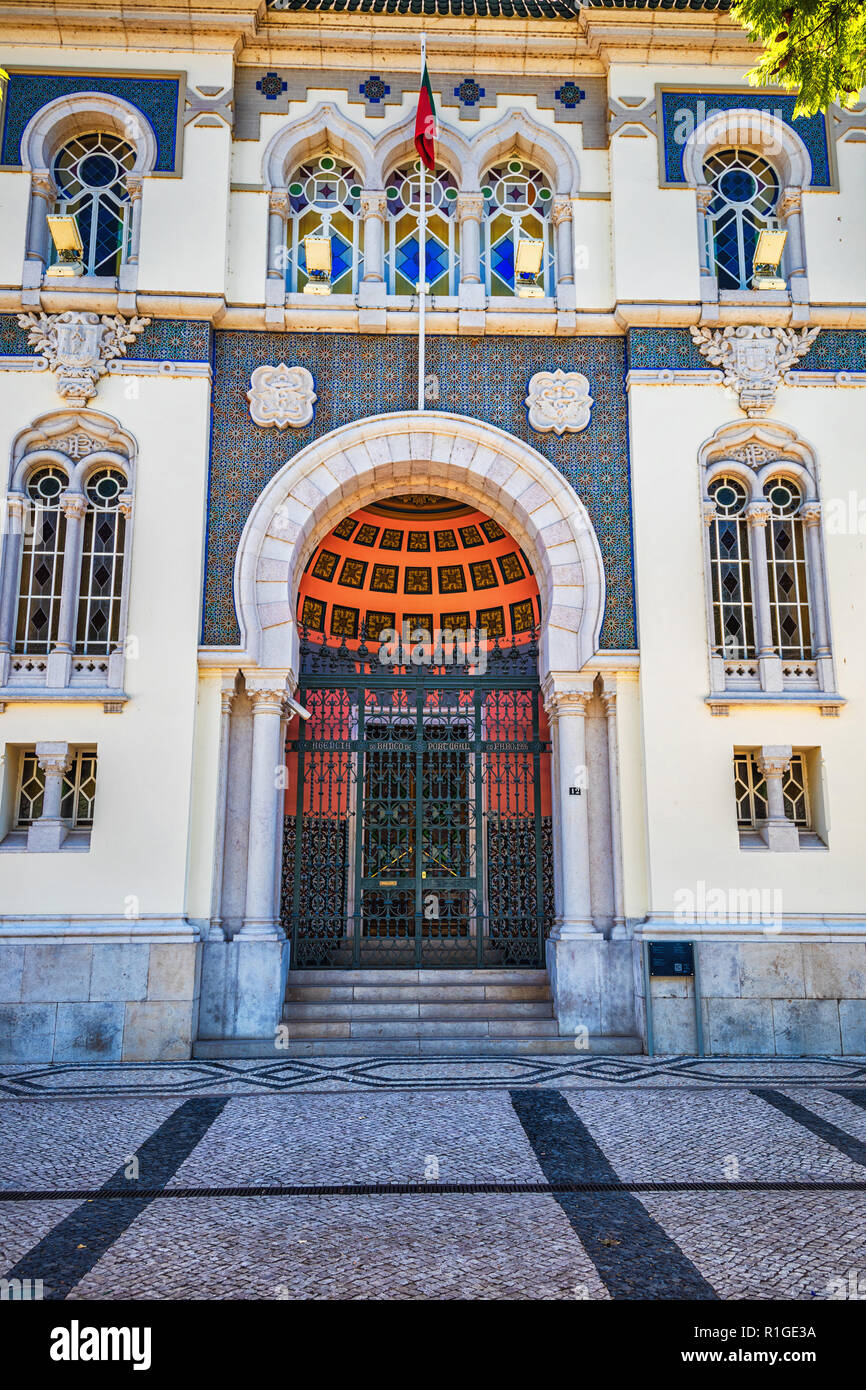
[281,628,553,969]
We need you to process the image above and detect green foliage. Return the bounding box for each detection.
[733,0,866,115]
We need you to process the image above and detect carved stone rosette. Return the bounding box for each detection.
[525,369,593,435]
[246,363,317,429]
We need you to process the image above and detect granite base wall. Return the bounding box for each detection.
[643,941,866,1056]
[0,939,201,1062]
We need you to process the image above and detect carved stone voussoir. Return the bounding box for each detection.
[16,310,151,402]
[689,324,820,418]
[247,363,317,430]
[525,368,593,436]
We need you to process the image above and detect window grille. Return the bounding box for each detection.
[704,148,780,290]
[14,748,98,828]
[284,154,364,294]
[52,133,136,277]
[385,159,460,296]
[764,477,811,660]
[707,475,755,659]
[15,467,67,654]
[734,750,809,829]
[76,469,127,655]
[480,159,553,297]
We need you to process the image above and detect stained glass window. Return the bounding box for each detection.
[704,148,780,291]
[284,154,364,294]
[76,469,127,656]
[480,158,553,297]
[53,133,136,277]
[707,475,755,660]
[764,476,811,659]
[385,160,460,296]
[15,467,68,655]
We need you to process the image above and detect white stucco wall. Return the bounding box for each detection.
[0,371,212,922]
[628,381,866,920]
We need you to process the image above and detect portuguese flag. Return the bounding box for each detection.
[414,57,437,172]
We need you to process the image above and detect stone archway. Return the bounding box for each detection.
[201,415,624,1045]
[234,410,605,685]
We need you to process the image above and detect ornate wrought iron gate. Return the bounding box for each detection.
[282,629,553,969]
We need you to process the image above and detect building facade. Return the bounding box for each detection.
[1,0,865,1063]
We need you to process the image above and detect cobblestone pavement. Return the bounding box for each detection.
[1,1065,865,1300]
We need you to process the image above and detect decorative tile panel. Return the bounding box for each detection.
[659,89,832,188]
[628,327,866,374]
[204,331,636,650]
[0,71,182,172]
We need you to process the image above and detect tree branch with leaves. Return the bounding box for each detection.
[733,0,866,115]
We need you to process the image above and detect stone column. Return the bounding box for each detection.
[23,171,56,288]
[119,174,144,292]
[778,186,808,301]
[695,184,714,274]
[209,678,237,940]
[27,741,72,852]
[239,679,287,938]
[265,190,289,318]
[358,190,387,304]
[746,500,782,692]
[0,494,27,685]
[456,192,485,322]
[46,493,87,689]
[756,745,799,851]
[551,195,576,309]
[799,502,831,663]
[601,689,627,938]
[544,685,597,938]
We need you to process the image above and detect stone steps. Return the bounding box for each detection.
[277,966,567,1051]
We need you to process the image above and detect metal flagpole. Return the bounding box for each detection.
[417,32,427,412]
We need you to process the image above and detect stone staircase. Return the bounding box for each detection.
[272,969,641,1055]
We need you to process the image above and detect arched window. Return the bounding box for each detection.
[481,158,554,297]
[52,133,136,277]
[384,159,460,295]
[701,425,835,700]
[284,154,364,294]
[707,475,754,659]
[1,411,136,695]
[15,466,67,655]
[703,148,780,291]
[76,468,127,655]
[764,475,811,660]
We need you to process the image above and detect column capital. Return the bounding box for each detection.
[799,500,821,527]
[756,744,793,778]
[746,500,772,528]
[600,690,616,717]
[702,500,717,527]
[778,185,802,218]
[455,192,485,222]
[124,172,144,203]
[59,492,88,521]
[551,194,574,226]
[360,190,388,218]
[35,740,72,775]
[117,491,134,519]
[695,183,713,212]
[30,170,57,202]
[5,493,28,525]
[542,682,592,721]
[268,188,290,219]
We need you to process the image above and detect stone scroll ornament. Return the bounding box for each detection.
[524,368,593,435]
[246,363,317,429]
[17,310,151,402]
[689,324,820,417]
